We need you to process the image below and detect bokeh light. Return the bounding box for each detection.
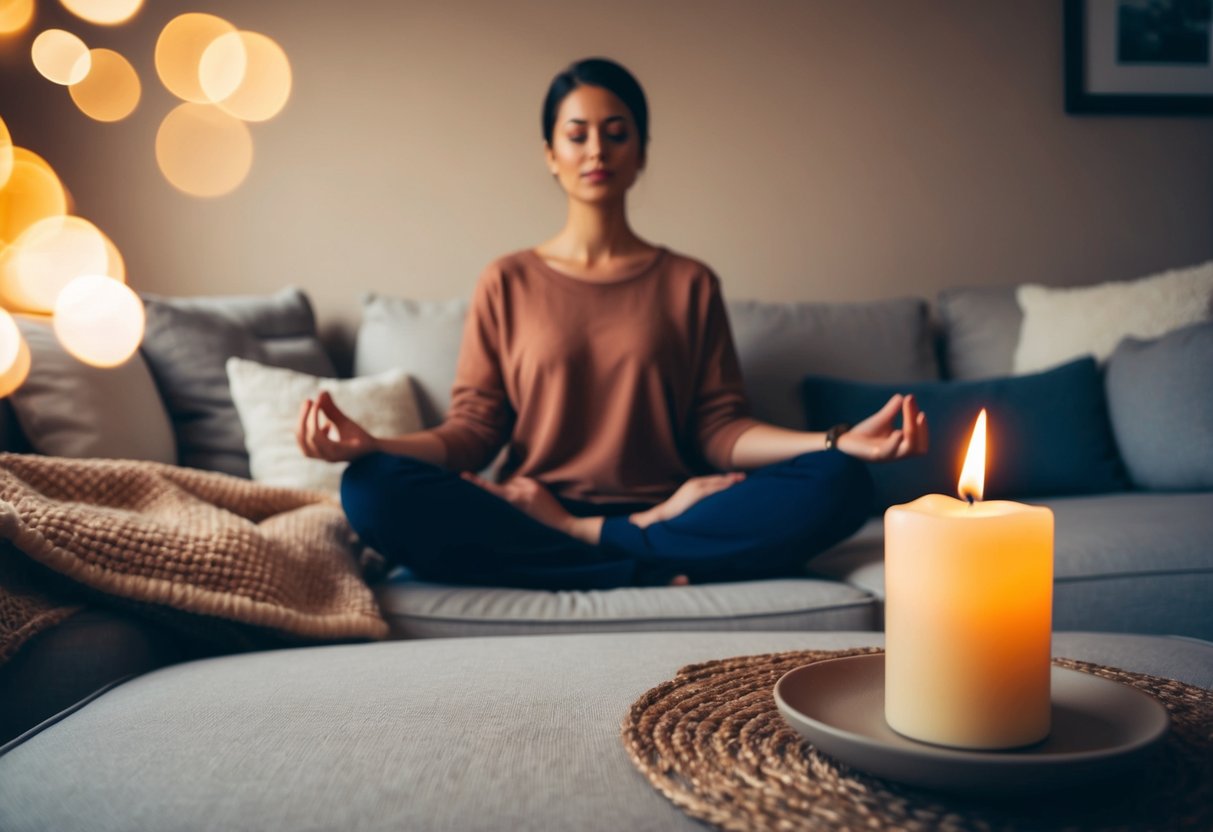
[32,28,91,85]
[0,157,68,247]
[0,115,12,190]
[52,275,143,367]
[68,48,140,122]
[0,0,35,37]
[155,13,236,104]
[200,31,291,122]
[58,0,142,26]
[0,310,31,398]
[156,103,253,197]
[0,215,123,313]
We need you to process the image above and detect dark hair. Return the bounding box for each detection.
[541,58,649,158]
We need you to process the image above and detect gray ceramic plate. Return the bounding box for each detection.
[774,653,1170,793]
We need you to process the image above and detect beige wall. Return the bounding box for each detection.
[2,0,1211,344]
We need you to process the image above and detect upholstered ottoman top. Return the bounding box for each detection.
[1,631,1210,831]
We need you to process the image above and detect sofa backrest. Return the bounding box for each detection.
[353,294,940,431]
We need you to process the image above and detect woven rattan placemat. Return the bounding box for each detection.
[622,647,1213,832]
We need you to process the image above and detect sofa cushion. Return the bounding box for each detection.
[140,288,335,477]
[374,576,876,638]
[8,316,175,462]
[726,297,938,429]
[1,632,1208,832]
[226,357,423,493]
[809,491,1213,640]
[801,357,1128,510]
[354,295,468,428]
[1105,321,1213,491]
[1013,260,1213,374]
[936,285,1021,380]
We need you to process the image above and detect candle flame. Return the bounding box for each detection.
[958,409,986,502]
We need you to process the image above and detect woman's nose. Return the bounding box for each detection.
[586,131,605,159]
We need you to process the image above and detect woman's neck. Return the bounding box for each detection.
[541,199,653,268]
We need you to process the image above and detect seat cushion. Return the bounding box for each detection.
[374,576,877,638]
[809,492,1213,639]
[0,631,1208,832]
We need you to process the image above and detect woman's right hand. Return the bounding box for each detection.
[295,391,378,462]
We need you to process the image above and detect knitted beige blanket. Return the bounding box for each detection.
[0,453,389,664]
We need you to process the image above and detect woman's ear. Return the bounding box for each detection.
[543,141,557,176]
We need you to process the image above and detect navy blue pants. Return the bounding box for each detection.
[341,450,874,590]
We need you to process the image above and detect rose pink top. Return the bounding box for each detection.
[425,247,758,505]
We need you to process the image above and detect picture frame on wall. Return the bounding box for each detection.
[1064,0,1213,115]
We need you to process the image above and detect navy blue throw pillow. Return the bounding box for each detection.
[801,357,1128,512]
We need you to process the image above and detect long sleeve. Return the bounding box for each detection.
[427,270,514,471]
[690,275,759,470]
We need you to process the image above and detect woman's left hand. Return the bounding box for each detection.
[836,393,929,462]
[461,473,574,533]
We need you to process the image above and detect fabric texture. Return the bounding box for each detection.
[140,288,336,477]
[1104,321,1213,490]
[0,453,388,665]
[0,632,1208,832]
[374,578,875,638]
[935,285,1022,380]
[354,296,469,428]
[801,357,1128,511]
[226,358,422,493]
[8,316,176,463]
[1013,260,1213,374]
[420,248,758,505]
[726,296,937,428]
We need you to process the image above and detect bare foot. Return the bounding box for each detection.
[669,574,690,587]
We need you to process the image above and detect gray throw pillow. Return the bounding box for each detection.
[935,285,1022,380]
[8,317,176,462]
[726,297,937,429]
[140,288,335,477]
[1104,321,1213,491]
[354,295,469,428]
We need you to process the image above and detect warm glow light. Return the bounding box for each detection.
[0,0,35,37]
[0,158,68,246]
[52,275,143,367]
[32,29,91,85]
[0,309,31,397]
[155,103,253,197]
[0,116,12,190]
[68,48,140,122]
[155,13,237,103]
[200,31,291,122]
[957,409,987,502]
[0,215,123,313]
[58,0,142,26]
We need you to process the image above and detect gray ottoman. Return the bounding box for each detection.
[1,631,1210,831]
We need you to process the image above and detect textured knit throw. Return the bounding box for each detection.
[0,453,389,663]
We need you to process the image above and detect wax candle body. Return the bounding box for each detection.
[885,494,1054,750]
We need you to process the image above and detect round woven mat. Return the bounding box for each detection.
[621,647,1213,832]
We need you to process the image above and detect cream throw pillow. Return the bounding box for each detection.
[226,357,422,493]
[1013,260,1213,374]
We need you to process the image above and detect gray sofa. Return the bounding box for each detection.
[0,277,1210,746]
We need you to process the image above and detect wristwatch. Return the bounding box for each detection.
[824,423,850,451]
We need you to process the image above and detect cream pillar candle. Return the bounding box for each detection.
[884,410,1054,750]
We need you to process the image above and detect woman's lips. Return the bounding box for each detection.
[583,170,613,183]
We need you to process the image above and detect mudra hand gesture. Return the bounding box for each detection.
[296,391,378,462]
[836,393,929,462]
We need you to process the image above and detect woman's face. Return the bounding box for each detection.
[545,84,644,203]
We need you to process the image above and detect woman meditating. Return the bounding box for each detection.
[296,58,928,589]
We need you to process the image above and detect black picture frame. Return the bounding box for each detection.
[1064,0,1213,115]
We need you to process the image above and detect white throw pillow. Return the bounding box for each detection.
[226,357,422,493]
[1013,260,1213,374]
